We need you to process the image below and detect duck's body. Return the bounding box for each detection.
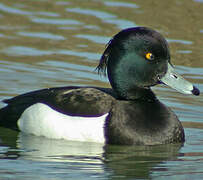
[0,86,184,145]
[0,27,199,145]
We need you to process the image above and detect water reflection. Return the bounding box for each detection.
[0,129,183,179]
[104,143,182,179]
[17,133,104,162]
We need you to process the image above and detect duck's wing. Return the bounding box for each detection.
[0,86,115,130]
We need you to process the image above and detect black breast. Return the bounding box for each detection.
[105,99,185,145]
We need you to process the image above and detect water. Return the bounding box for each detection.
[0,0,203,179]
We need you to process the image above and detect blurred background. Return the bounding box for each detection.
[0,0,203,179]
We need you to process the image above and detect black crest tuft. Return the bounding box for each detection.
[96,38,113,76]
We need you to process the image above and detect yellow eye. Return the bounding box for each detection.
[145,52,154,60]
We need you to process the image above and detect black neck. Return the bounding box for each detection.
[114,87,157,102]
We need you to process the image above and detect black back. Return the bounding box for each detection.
[0,86,115,130]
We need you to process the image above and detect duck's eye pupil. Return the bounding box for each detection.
[145,53,154,60]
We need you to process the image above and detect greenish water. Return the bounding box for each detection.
[0,0,203,179]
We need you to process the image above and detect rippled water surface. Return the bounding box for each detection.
[0,0,203,179]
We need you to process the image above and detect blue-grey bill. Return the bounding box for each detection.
[160,63,200,96]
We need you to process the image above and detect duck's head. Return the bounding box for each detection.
[97,27,200,100]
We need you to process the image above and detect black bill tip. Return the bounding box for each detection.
[192,86,200,96]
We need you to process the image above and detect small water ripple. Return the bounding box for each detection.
[17,32,66,40]
[104,1,139,8]
[66,8,117,19]
[75,34,110,44]
[30,17,83,25]
[0,3,32,15]
[167,38,193,45]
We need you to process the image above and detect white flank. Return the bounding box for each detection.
[17,103,109,143]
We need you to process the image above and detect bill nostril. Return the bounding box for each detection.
[170,74,178,79]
